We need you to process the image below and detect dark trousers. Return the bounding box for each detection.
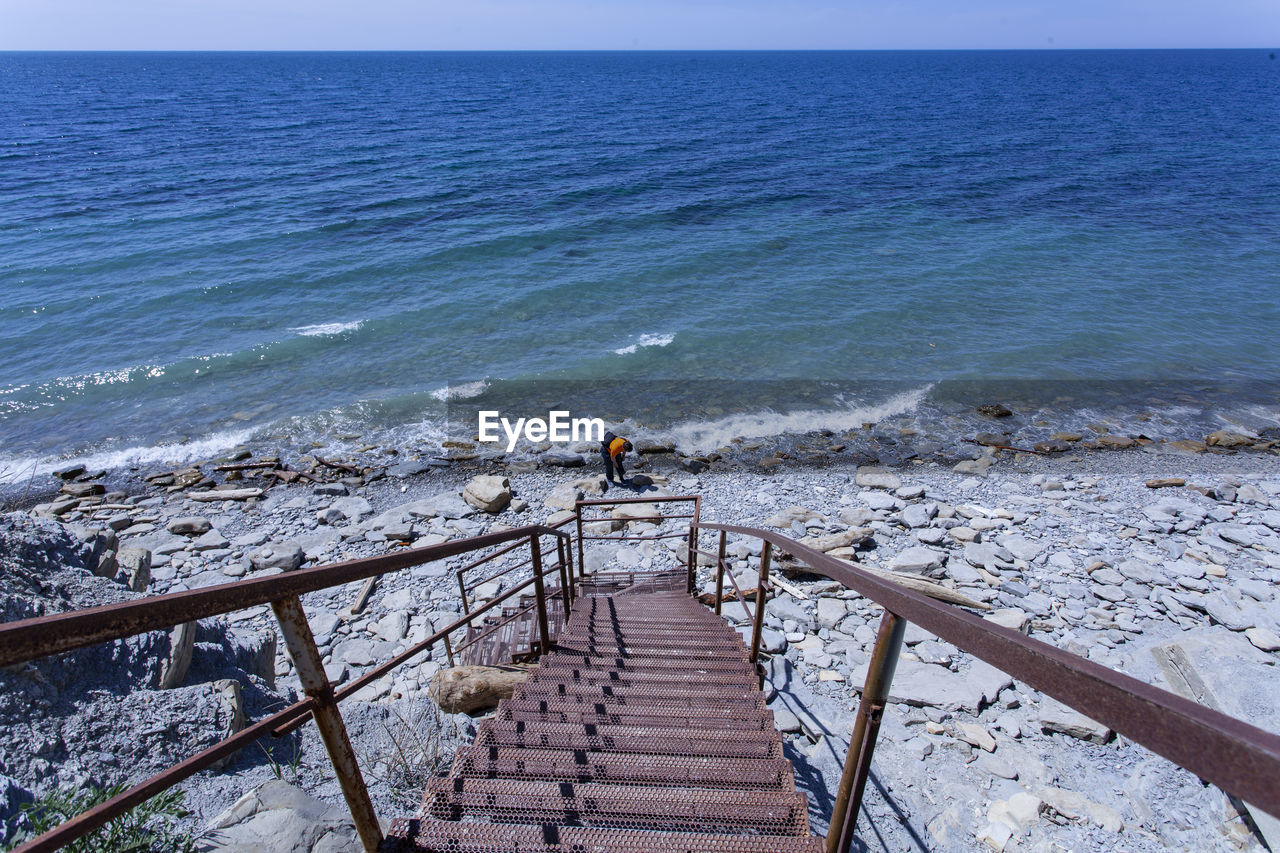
[601,448,625,481]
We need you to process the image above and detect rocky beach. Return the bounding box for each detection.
[2,419,1279,852]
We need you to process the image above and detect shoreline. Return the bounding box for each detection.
[7,409,1278,516]
[3,376,1277,491]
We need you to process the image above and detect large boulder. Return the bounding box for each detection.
[250,543,305,573]
[463,475,512,514]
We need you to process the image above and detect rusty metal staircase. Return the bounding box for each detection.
[458,588,568,666]
[383,574,823,852]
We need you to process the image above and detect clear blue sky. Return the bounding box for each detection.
[1,0,1277,51]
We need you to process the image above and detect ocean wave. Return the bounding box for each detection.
[0,427,261,485]
[430,379,490,401]
[614,332,676,356]
[0,364,169,416]
[665,385,934,454]
[290,320,365,337]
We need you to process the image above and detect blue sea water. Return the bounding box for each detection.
[1,50,1278,471]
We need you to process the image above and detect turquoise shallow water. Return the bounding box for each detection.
[1,50,1278,469]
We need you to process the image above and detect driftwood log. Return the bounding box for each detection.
[772,555,991,610]
[428,664,532,714]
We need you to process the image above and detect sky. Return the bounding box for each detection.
[1,0,1277,51]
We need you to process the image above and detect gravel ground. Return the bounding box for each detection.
[5,433,1279,852]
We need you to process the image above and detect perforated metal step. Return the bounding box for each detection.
[383,585,821,852]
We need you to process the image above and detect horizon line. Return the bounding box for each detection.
[1,46,1277,53]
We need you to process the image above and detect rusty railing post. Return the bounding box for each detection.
[443,631,456,667]
[271,595,383,852]
[564,533,576,603]
[826,609,907,853]
[575,505,585,588]
[748,541,771,664]
[530,534,552,656]
[714,531,727,615]
[457,570,470,615]
[556,535,572,613]
[686,525,697,594]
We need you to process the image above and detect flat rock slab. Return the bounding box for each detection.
[1038,696,1111,743]
[198,780,359,853]
[848,657,1011,713]
[1151,629,1280,849]
[855,466,903,490]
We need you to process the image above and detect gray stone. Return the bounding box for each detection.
[1151,629,1280,848]
[901,503,937,529]
[388,459,446,478]
[198,780,358,853]
[984,608,1029,633]
[545,483,584,512]
[944,559,984,585]
[815,598,848,629]
[855,466,902,490]
[193,529,230,551]
[1116,558,1159,585]
[1204,593,1255,631]
[329,496,373,521]
[861,491,899,511]
[309,612,342,641]
[167,516,211,536]
[772,707,803,733]
[767,597,811,627]
[1036,787,1123,834]
[1216,524,1258,546]
[1245,627,1280,652]
[157,621,196,690]
[998,535,1043,562]
[764,506,827,529]
[890,546,946,574]
[463,475,512,513]
[250,543,305,573]
[848,658,1011,713]
[115,548,151,592]
[965,542,1012,569]
[1038,696,1111,743]
[981,755,1018,780]
[375,611,410,643]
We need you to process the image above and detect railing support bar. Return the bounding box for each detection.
[530,535,552,656]
[564,534,576,603]
[686,525,697,594]
[442,632,456,667]
[714,531,727,615]
[271,595,383,853]
[575,507,585,591]
[748,541,771,664]
[826,610,907,853]
[456,570,470,615]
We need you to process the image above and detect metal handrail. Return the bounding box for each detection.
[693,522,1280,851]
[0,524,570,853]
[455,518,575,613]
[0,525,566,668]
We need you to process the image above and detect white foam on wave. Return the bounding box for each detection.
[0,427,261,485]
[665,385,934,454]
[614,333,675,356]
[430,379,490,402]
[291,320,364,337]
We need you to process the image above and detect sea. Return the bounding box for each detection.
[2,50,1278,478]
